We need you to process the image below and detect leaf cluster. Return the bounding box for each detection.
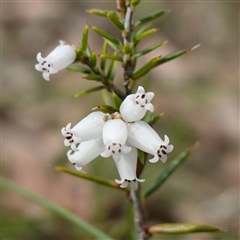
[67,2,199,100]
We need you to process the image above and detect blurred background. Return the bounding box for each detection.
[2,1,239,240]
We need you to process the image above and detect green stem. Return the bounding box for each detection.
[1,175,113,240]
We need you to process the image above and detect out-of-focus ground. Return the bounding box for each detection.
[2,1,239,240]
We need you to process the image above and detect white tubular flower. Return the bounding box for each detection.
[35,40,76,81]
[127,120,174,163]
[101,119,131,160]
[120,86,154,122]
[61,111,106,151]
[114,145,145,188]
[67,138,105,172]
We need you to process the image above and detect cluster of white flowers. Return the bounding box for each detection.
[61,86,174,188]
[35,42,173,188]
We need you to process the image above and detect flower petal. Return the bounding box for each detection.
[127,121,173,163]
[62,112,105,151]
[35,41,76,81]
[113,145,145,188]
[101,119,130,158]
[67,138,105,172]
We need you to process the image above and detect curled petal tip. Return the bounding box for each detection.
[71,144,78,152]
[149,155,159,163]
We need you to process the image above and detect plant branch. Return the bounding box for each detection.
[123,1,134,94]
[84,57,126,100]
[130,184,149,240]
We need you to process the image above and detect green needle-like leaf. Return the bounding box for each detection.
[100,54,123,62]
[104,39,122,52]
[150,113,164,125]
[89,51,97,67]
[1,175,114,240]
[133,28,159,43]
[135,10,169,27]
[74,86,105,98]
[82,25,89,51]
[107,53,118,81]
[134,41,167,58]
[66,66,91,74]
[91,25,122,46]
[101,41,108,71]
[83,74,102,81]
[154,44,201,67]
[149,223,225,235]
[112,91,122,110]
[144,144,199,198]
[132,56,161,80]
[56,167,128,193]
[134,25,150,38]
[92,105,117,113]
[87,9,117,17]
[106,12,125,30]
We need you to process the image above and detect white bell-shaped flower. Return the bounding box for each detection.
[114,145,145,188]
[35,40,76,81]
[61,111,106,151]
[101,119,131,160]
[120,86,154,122]
[67,137,105,172]
[127,120,173,163]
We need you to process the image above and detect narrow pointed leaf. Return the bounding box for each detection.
[91,25,122,46]
[138,149,146,165]
[82,25,89,51]
[105,39,122,52]
[134,41,167,58]
[66,66,91,74]
[112,91,122,110]
[154,44,201,67]
[92,104,117,113]
[149,223,224,235]
[134,25,150,38]
[74,86,105,98]
[83,74,102,81]
[132,56,161,80]
[87,8,117,17]
[135,10,169,27]
[106,12,125,30]
[150,113,164,125]
[89,51,97,67]
[133,28,159,42]
[100,54,123,62]
[144,144,199,198]
[56,167,128,192]
[101,41,108,71]
[142,113,164,125]
[107,53,118,81]
[142,112,154,124]
[86,45,92,58]
[1,176,114,240]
